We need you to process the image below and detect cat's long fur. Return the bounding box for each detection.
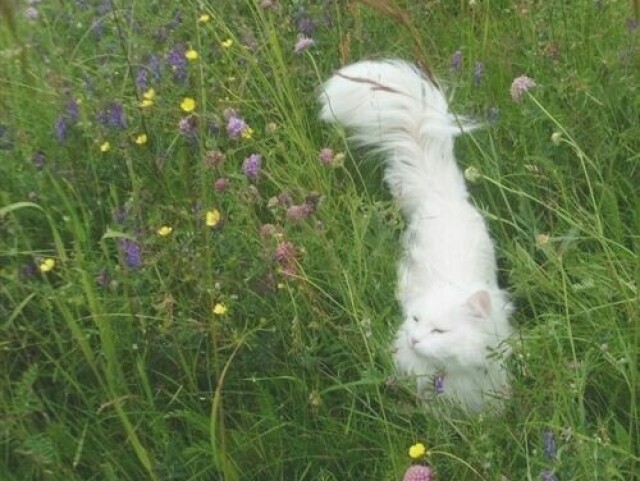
[319,60,513,411]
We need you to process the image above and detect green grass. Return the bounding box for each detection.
[1,0,639,479]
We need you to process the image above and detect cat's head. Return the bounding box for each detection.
[398,289,511,369]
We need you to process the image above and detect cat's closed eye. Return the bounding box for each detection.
[430,328,446,334]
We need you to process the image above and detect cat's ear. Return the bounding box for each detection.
[467,290,492,318]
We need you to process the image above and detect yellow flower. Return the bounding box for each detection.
[135,133,148,145]
[198,13,211,23]
[139,99,154,108]
[185,48,199,61]
[205,209,221,227]
[408,443,427,459]
[157,225,173,237]
[180,97,196,113]
[221,39,233,48]
[213,303,228,315]
[39,258,56,273]
[100,141,111,152]
[143,88,156,100]
[240,127,254,140]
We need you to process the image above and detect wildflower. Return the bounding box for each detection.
[55,116,67,143]
[464,166,481,183]
[332,152,346,167]
[98,102,127,129]
[473,62,485,87]
[540,470,558,481]
[241,127,254,139]
[213,303,228,315]
[205,150,225,168]
[157,225,173,236]
[25,7,39,21]
[185,48,199,61]
[260,223,277,238]
[243,154,262,180]
[39,258,56,273]
[100,141,111,152]
[198,13,211,23]
[134,133,148,145]
[265,122,277,134]
[118,239,143,268]
[294,10,316,36]
[139,99,154,108]
[286,204,311,221]
[143,88,156,100]
[551,131,562,145]
[408,442,427,459]
[274,241,299,276]
[450,49,462,72]
[214,177,230,192]
[226,114,249,139]
[319,147,335,165]
[535,233,550,247]
[178,115,197,136]
[403,465,433,481]
[543,429,557,460]
[205,209,221,227]
[167,45,188,82]
[294,35,315,54]
[510,75,536,102]
[221,39,233,48]
[66,99,80,123]
[275,241,296,264]
[180,97,196,112]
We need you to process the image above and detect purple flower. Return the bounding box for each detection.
[32,151,46,169]
[135,68,149,90]
[55,116,68,143]
[294,10,316,36]
[319,147,334,165]
[98,102,127,129]
[473,62,485,87]
[510,75,536,101]
[118,239,142,268]
[450,49,462,73]
[294,35,315,54]
[434,375,445,394]
[243,154,262,180]
[543,429,557,460]
[167,45,187,82]
[214,177,230,192]
[226,114,249,139]
[403,465,434,481]
[275,241,296,263]
[540,470,557,481]
[286,205,308,221]
[66,99,80,123]
[178,115,197,136]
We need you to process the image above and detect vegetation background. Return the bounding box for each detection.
[1,0,638,480]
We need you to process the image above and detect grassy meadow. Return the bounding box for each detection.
[1,0,639,479]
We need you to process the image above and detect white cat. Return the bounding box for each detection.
[319,60,513,411]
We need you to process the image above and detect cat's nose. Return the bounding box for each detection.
[410,337,419,346]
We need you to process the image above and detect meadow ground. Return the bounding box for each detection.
[0,1,639,480]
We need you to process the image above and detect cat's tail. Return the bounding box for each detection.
[319,59,475,215]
